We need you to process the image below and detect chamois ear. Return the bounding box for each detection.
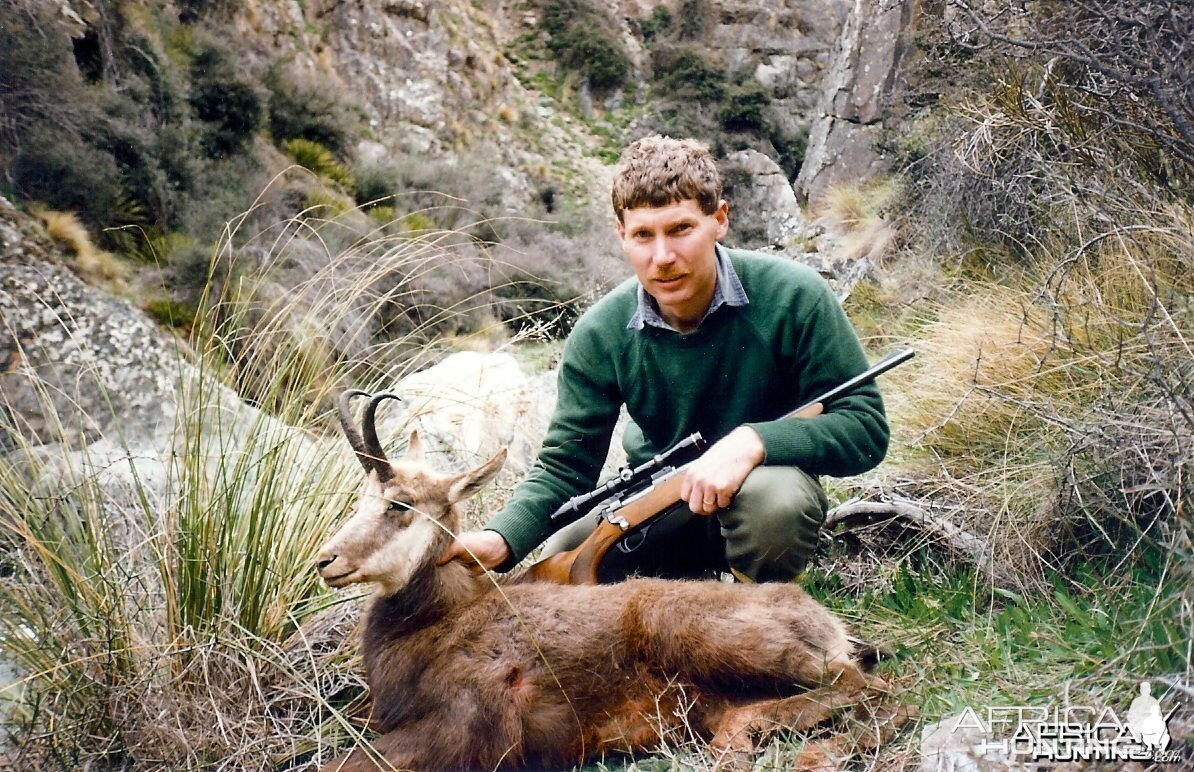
[447,448,507,504]
[404,429,425,463]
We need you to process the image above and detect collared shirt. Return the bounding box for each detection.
[627,244,750,332]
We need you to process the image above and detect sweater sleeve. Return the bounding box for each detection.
[482,331,621,567]
[746,282,889,477]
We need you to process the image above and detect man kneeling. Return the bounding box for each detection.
[443,135,888,583]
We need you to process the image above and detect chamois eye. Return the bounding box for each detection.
[387,500,410,515]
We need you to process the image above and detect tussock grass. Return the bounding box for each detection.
[816,181,900,265]
[816,181,900,235]
[281,139,356,192]
[33,208,126,281]
[881,203,1192,584]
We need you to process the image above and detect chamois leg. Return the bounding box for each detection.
[320,729,426,772]
[793,690,916,769]
[711,669,911,769]
[708,661,872,754]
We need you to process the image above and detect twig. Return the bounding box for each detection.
[826,496,1018,586]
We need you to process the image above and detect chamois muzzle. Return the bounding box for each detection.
[316,552,354,586]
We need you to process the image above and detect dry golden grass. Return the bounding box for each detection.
[35,208,126,280]
[816,180,901,265]
[816,180,901,234]
[878,289,1066,578]
[889,291,1061,463]
[875,193,1192,583]
[496,103,518,124]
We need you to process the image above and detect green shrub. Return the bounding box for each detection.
[771,124,809,178]
[9,142,123,229]
[265,69,355,154]
[677,0,711,39]
[640,5,673,42]
[190,78,264,158]
[653,45,726,104]
[145,297,198,332]
[353,161,401,207]
[549,27,630,91]
[720,81,772,133]
[540,0,630,92]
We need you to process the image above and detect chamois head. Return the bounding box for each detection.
[317,391,505,594]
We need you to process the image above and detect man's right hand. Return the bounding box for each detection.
[438,530,511,574]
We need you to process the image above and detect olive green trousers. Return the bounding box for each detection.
[540,466,828,583]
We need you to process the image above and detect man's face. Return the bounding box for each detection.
[616,199,729,329]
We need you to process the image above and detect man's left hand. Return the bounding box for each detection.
[680,426,765,515]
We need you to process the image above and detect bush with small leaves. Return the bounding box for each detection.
[720,82,772,133]
[540,0,630,92]
[265,69,355,155]
[190,79,264,158]
[653,45,726,104]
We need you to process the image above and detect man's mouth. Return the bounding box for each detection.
[654,275,685,286]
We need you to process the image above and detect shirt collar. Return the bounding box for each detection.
[627,244,749,332]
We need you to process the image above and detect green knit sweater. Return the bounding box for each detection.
[486,248,888,565]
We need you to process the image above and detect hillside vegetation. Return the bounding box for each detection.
[0,0,1190,768]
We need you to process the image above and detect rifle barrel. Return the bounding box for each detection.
[787,348,914,419]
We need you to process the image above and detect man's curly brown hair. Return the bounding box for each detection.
[611,135,722,223]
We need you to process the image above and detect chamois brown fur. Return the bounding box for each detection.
[318,394,906,770]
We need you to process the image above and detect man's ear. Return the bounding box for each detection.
[714,199,730,240]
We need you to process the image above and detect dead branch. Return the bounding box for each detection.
[826,495,1019,586]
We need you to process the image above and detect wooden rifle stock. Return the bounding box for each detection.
[525,348,913,585]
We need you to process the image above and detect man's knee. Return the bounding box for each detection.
[541,515,598,557]
[719,466,828,582]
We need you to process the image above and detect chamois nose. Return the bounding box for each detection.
[316,555,337,574]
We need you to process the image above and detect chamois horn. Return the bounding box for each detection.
[363,392,402,481]
[338,389,375,473]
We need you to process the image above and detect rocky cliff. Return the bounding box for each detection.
[796,0,917,202]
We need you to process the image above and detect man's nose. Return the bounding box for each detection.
[651,238,675,265]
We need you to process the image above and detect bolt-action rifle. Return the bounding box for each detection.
[526,348,915,585]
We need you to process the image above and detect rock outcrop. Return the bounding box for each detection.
[721,149,814,251]
[795,0,917,203]
[232,0,611,210]
[0,197,179,449]
[375,349,626,484]
[670,0,851,142]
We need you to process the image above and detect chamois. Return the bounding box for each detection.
[316,391,906,771]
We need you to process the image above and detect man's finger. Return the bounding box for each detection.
[437,540,460,565]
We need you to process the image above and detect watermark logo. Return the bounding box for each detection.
[952,681,1184,764]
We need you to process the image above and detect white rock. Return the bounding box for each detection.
[919,714,1027,771]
